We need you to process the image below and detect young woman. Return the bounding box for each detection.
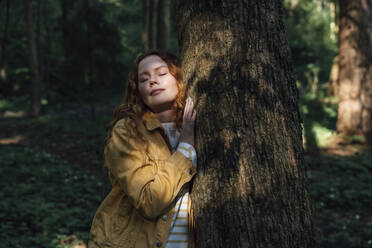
[88,50,197,248]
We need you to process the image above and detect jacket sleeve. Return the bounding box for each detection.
[105,123,197,220]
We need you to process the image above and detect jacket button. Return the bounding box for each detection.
[162,215,168,221]
[189,168,193,175]
[156,241,163,247]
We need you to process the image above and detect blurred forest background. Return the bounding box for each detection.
[0,0,371,247]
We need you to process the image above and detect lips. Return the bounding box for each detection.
[150,88,165,96]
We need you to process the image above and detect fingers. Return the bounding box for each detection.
[184,97,195,121]
[185,98,191,117]
[180,98,196,146]
[191,108,197,122]
[183,100,189,120]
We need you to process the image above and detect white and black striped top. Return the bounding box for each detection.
[161,122,197,248]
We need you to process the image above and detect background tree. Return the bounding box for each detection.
[142,0,150,50]
[337,0,372,145]
[156,0,170,51]
[24,0,41,116]
[174,1,314,247]
[148,0,158,49]
[0,0,10,83]
[142,0,170,51]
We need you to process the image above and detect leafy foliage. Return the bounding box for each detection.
[300,93,338,149]
[283,0,338,94]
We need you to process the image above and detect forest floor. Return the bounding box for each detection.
[1,97,372,248]
[317,133,370,156]
[0,105,113,183]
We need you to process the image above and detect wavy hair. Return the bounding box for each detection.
[105,50,186,145]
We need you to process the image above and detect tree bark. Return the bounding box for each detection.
[174,1,314,247]
[337,0,372,144]
[24,0,41,116]
[156,0,170,51]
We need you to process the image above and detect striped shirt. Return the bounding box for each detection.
[161,123,197,248]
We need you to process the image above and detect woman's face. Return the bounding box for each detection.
[137,55,179,113]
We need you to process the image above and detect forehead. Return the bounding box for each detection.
[138,55,168,75]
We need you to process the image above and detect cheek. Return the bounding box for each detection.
[168,79,179,96]
[173,86,179,97]
[137,85,148,102]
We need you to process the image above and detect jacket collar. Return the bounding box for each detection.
[142,111,162,131]
[142,111,173,152]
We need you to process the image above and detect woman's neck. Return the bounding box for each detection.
[155,109,176,123]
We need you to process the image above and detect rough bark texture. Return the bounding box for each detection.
[156,0,170,51]
[337,0,372,144]
[24,0,41,116]
[174,1,314,247]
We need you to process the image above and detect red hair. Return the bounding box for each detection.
[105,50,186,145]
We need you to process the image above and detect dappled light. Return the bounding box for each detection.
[2,110,25,118]
[54,234,87,248]
[0,0,371,247]
[0,134,24,144]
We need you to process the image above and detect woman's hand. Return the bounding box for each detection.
[179,97,197,147]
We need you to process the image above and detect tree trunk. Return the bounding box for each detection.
[337,0,372,144]
[148,0,158,49]
[43,0,51,85]
[156,0,170,51]
[174,1,314,247]
[61,0,86,90]
[142,0,150,51]
[24,0,41,116]
[0,0,10,82]
[329,0,339,42]
[36,0,42,84]
[327,56,339,96]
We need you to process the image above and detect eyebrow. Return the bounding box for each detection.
[138,65,168,77]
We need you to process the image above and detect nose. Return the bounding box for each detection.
[149,75,159,86]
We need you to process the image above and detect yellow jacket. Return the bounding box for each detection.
[88,111,197,248]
